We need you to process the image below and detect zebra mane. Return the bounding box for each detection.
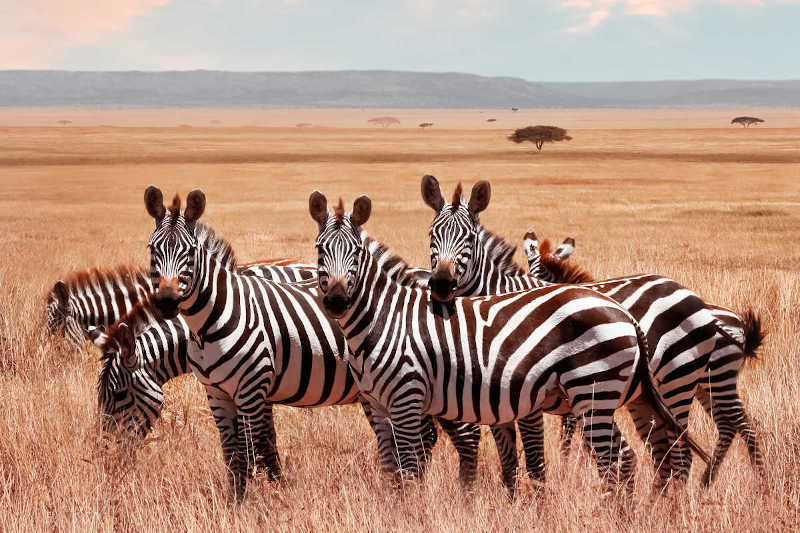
[360,231,422,287]
[96,294,164,396]
[538,239,595,284]
[477,227,527,278]
[195,222,237,268]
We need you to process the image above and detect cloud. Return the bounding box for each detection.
[561,0,799,33]
[0,0,170,68]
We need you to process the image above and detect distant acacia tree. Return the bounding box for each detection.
[508,125,572,151]
[511,107,519,112]
[486,118,497,122]
[419,122,433,129]
[731,116,764,128]
[368,116,400,128]
[56,120,72,126]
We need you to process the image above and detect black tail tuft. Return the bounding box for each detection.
[741,309,766,359]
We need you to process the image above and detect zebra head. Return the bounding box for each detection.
[309,191,371,319]
[44,280,80,344]
[144,186,206,318]
[92,323,160,441]
[421,175,490,302]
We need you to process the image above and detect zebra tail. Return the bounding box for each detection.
[632,322,712,467]
[741,309,766,360]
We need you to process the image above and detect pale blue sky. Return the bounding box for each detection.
[4,1,799,81]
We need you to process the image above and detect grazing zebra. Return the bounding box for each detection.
[85,258,318,440]
[308,191,710,493]
[45,230,314,347]
[141,186,478,501]
[46,266,152,347]
[420,175,726,485]
[524,230,765,485]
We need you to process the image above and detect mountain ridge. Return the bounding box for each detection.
[2,70,798,108]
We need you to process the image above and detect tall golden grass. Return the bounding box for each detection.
[0,112,798,531]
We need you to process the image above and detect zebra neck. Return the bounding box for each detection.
[136,319,190,384]
[338,252,411,360]
[459,229,541,296]
[177,248,225,338]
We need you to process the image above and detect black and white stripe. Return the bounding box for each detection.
[309,191,710,495]
[525,236,764,484]
[142,186,480,501]
[421,176,721,485]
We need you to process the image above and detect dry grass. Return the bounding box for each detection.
[1,109,799,531]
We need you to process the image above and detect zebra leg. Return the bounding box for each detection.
[700,386,764,486]
[560,415,579,456]
[517,410,546,482]
[206,391,246,502]
[387,408,426,480]
[664,403,693,484]
[626,398,673,489]
[252,403,282,481]
[580,409,637,488]
[490,423,519,499]
[361,402,402,473]
[362,402,438,474]
[437,419,481,492]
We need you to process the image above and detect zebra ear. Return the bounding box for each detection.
[554,238,575,261]
[309,191,329,229]
[87,326,108,347]
[184,189,206,224]
[468,181,491,216]
[52,280,69,309]
[523,231,539,259]
[351,195,372,227]
[144,186,166,222]
[118,323,138,370]
[421,175,444,213]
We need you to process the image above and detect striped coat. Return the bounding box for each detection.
[526,232,764,485]
[309,192,710,494]
[421,176,723,485]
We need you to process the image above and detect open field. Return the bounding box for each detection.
[0,109,799,531]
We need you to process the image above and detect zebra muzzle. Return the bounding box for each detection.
[322,283,350,318]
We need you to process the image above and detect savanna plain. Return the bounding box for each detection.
[0,108,798,532]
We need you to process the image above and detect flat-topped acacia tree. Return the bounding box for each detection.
[368,116,400,128]
[731,116,765,128]
[508,125,572,151]
[419,122,433,129]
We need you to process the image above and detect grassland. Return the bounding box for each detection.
[0,109,798,531]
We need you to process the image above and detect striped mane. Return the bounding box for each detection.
[538,239,595,284]
[96,295,165,395]
[361,231,422,287]
[478,227,527,278]
[195,222,236,269]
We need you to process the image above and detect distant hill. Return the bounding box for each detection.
[1,71,798,108]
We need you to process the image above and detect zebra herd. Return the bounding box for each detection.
[45,177,764,503]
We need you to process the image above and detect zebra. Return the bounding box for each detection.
[84,259,318,441]
[308,190,711,493]
[45,229,315,348]
[420,175,728,486]
[523,229,765,485]
[141,186,479,501]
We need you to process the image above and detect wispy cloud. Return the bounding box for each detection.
[0,0,169,68]
[561,0,799,33]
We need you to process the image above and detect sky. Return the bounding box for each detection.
[3,0,799,81]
